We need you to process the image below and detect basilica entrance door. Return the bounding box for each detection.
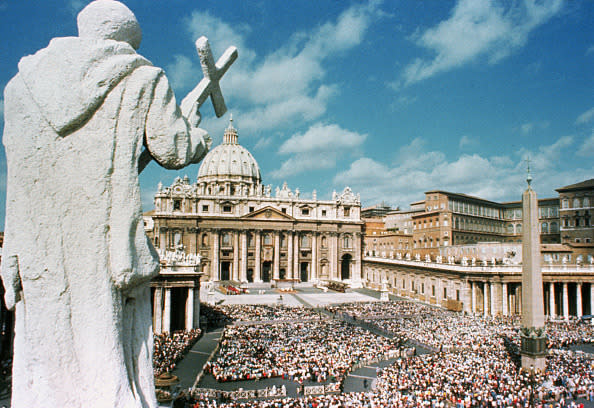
[221,262,230,281]
[247,268,254,283]
[262,262,272,282]
[341,254,351,281]
[300,262,308,282]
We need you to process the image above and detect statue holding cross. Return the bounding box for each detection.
[1,1,237,407]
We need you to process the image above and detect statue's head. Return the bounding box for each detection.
[77,0,142,50]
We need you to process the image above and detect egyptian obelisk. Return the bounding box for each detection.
[520,162,547,371]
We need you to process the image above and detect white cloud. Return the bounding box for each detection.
[576,107,594,125]
[270,122,367,178]
[520,123,534,134]
[520,121,549,134]
[166,55,201,92]
[171,2,382,135]
[578,131,594,157]
[334,135,590,208]
[253,136,273,150]
[459,135,477,149]
[401,0,563,86]
[279,123,367,154]
[586,45,594,55]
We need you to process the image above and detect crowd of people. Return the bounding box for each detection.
[210,304,323,322]
[184,300,594,407]
[204,320,401,384]
[153,329,202,376]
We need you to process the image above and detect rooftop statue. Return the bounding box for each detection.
[0,1,236,407]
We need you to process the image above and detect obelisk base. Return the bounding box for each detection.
[520,331,547,371]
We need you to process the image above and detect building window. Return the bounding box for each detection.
[443,287,447,299]
[343,235,352,249]
[584,197,590,207]
[301,208,310,216]
[300,235,310,248]
[321,236,327,248]
[264,234,272,245]
[281,208,287,214]
[248,233,254,247]
[223,205,232,213]
[550,222,558,233]
[202,233,208,246]
[222,233,231,246]
[541,222,548,234]
[573,198,581,208]
[249,206,255,212]
[202,205,209,212]
[280,234,286,248]
[344,207,350,217]
[321,209,327,217]
[515,224,522,234]
[562,199,569,209]
[173,199,182,211]
[432,285,436,297]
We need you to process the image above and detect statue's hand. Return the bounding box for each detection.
[187,101,202,128]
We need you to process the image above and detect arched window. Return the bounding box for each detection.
[584,197,590,207]
[573,198,581,208]
[300,235,309,248]
[550,222,558,233]
[321,236,327,248]
[263,233,272,245]
[562,199,569,209]
[222,232,231,246]
[541,222,548,233]
[202,233,208,246]
[516,224,522,234]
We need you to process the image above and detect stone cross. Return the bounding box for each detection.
[181,36,238,121]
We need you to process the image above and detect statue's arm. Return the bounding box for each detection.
[143,70,210,170]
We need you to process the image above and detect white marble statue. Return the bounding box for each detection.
[0,1,236,407]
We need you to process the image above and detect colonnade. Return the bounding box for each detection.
[152,285,201,334]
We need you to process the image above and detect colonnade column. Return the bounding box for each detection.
[353,232,361,284]
[483,282,489,316]
[185,288,194,331]
[255,230,262,282]
[549,282,556,317]
[471,281,476,315]
[273,231,280,280]
[211,229,219,281]
[293,232,299,280]
[502,283,508,316]
[491,282,500,316]
[153,287,163,334]
[311,233,318,281]
[591,283,594,325]
[163,288,171,333]
[462,280,471,314]
[562,282,569,320]
[287,231,293,279]
[576,283,583,318]
[232,231,239,281]
[240,230,247,282]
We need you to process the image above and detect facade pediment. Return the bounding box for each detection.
[241,206,295,221]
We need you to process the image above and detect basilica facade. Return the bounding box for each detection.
[146,119,363,290]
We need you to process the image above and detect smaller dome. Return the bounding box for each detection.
[197,117,261,184]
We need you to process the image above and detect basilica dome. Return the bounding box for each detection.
[197,118,261,191]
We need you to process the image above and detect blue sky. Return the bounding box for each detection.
[0,0,592,227]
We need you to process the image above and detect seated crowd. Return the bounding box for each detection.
[210,304,322,322]
[204,320,401,384]
[153,328,202,376]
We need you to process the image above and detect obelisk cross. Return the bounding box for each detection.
[180,36,238,123]
[139,36,238,173]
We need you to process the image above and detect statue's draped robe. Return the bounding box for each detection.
[2,37,207,408]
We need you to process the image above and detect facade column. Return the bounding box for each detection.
[255,230,262,282]
[576,282,583,318]
[483,282,489,316]
[232,231,239,281]
[192,282,201,329]
[331,233,339,280]
[562,282,569,320]
[273,231,280,280]
[211,229,219,281]
[311,232,318,281]
[240,230,247,282]
[549,282,556,317]
[591,283,594,325]
[153,287,163,334]
[293,232,300,280]
[353,232,362,284]
[185,288,194,331]
[502,283,508,316]
[163,288,171,333]
[471,281,476,314]
[287,231,293,279]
